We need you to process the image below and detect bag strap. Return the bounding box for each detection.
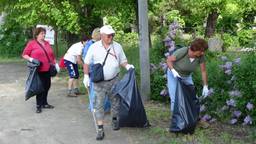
[36,41,52,64]
[102,49,111,66]
[174,48,188,62]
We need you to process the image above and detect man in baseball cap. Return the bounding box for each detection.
[100,25,115,34]
[83,25,134,140]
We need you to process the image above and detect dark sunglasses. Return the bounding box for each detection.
[106,34,115,38]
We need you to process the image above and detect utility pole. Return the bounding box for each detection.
[138,0,150,101]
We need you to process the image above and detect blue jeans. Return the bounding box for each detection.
[88,75,111,113]
[167,69,194,112]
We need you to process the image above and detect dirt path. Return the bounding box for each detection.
[0,62,135,144]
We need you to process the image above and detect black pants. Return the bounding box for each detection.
[36,71,51,107]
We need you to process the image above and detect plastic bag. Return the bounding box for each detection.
[58,57,66,69]
[112,69,150,127]
[25,62,44,101]
[170,78,200,134]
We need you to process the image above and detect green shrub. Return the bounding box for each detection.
[149,38,168,101]
[197,52,256,125]
[232,52,256,125]
[0,24,28,58]
[222,33,240,50]
[150,69,167,101]
[236,29,256,47]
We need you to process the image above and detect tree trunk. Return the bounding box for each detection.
[205,10,219,38]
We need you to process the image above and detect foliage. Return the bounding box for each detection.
[232,52,256,125]
[149,39,167,101]
[149,20,256,126]
[150,69,166,101]
[195,52,256,126]
[236,29,256,47]
[165,10,185,27]
[0,0,136,34]
[221,33,240,50]
[132,101,255,144]
[0,0,137,58]
[0,20,28,57]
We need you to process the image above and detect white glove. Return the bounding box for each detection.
[125,64,135,70]
[171,68,181,78]
[29,57,33,62]
[83,74,90,87]
[202,85,209,97]
[55,63,60,73]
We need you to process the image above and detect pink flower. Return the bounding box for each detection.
[243,115,252,125]
[233,110,241,118]
[228,90,241,97]
[226,99,236,107]
[201,114,211,121]
[233,58,241,65]
[200,105,206,112]
[230,118,238,125]
[246,102,254,111]
[220,56,228,61]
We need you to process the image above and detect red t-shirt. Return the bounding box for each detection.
[22,40,56,72]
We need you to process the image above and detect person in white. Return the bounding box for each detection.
[83,25,134,140]
[64,35,88,96]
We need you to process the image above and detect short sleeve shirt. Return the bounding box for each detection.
[22,40,55,72]
[172,47,205,77]
[84,40,127,80]
[64,42,84,64]
[82,40,94,61]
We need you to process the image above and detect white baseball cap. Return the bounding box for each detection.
[100,25,115,34]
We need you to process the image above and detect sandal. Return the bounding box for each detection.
[42,104,54,109]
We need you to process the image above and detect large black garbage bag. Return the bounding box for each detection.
[170,78,200,134]
[25,62,44,101]
[112,69,149,127]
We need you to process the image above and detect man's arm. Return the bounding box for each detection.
[83,63,89,75]
[120,62,128,69]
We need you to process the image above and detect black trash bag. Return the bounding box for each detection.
[170,78,200,134]
[25,62,44,101]
[112,69,150,127]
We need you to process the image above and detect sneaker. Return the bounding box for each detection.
[73,88,80,95]
[67,90,77,97]
[36,106,42,113]
[42,104,54,109]
[96,128,105,140]
[112,119,120,131]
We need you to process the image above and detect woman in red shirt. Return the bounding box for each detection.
[22,27,56,113]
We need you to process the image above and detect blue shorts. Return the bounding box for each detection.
[64,60,79,79]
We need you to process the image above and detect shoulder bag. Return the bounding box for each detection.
[37,41,57,77]
[90,49,111,82]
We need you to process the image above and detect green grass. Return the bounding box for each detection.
[2,44,255,144]
[0,57,25,63]
[125,101,256,144]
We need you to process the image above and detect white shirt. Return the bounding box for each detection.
[189,58,195,62]
[64,42,84,64]
[84,40,127,80]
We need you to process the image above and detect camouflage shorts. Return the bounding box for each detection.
[93,76,120,120]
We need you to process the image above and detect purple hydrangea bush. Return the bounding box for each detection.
[199,54,255,126]
[155,21,181,98]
